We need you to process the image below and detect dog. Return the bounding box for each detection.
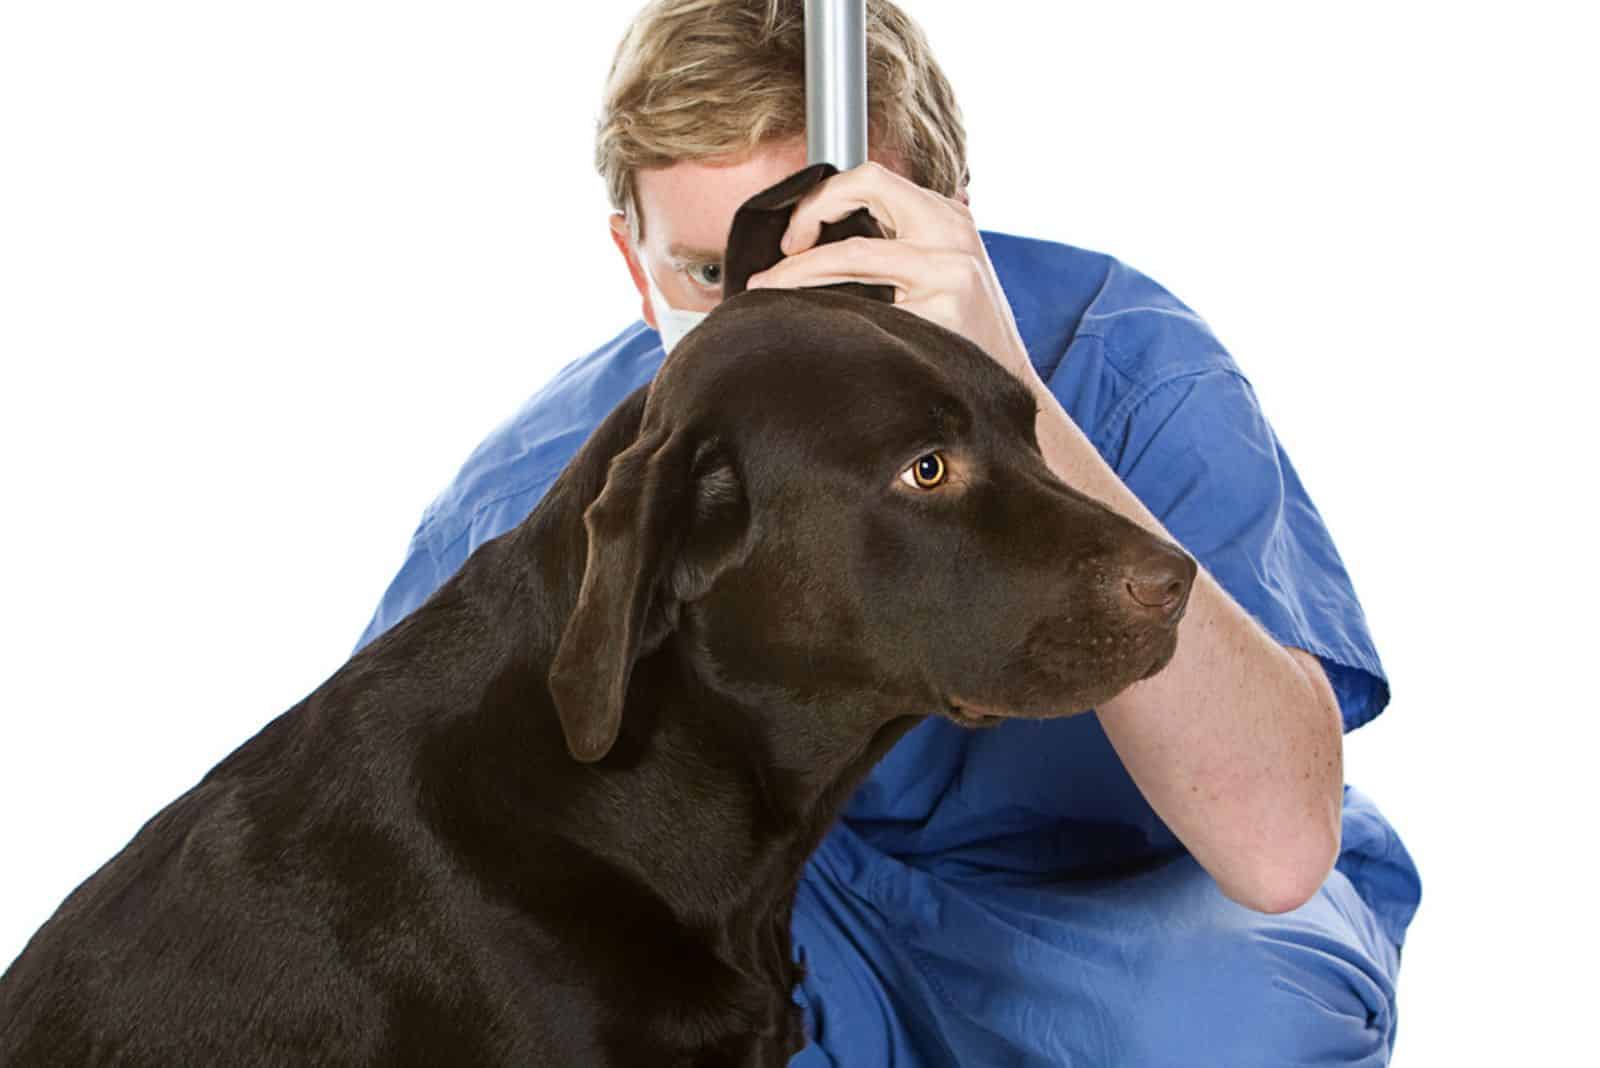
[1,173,1196,1067]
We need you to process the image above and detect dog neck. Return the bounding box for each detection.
[640,639,923,916]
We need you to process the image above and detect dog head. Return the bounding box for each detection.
[547,287,1195,762]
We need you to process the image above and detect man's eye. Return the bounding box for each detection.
[687,262,723,288]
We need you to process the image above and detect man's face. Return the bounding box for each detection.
[607,138,915,329]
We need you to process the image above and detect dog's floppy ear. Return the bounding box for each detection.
[722,161,895,304]
[548,422,752,763]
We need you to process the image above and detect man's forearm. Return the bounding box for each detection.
[1018,366,1344,914]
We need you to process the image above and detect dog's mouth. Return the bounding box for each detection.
[945,696,1007,728]
[1140,649,1172,680]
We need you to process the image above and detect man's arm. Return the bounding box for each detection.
[737,170,1364,906]
[1021,366,1345,915]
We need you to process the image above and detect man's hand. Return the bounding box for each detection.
[745,160,1034,384]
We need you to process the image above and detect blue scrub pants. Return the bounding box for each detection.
[789,823,1403,1066]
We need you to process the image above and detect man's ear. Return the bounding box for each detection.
[609,212,658,331]
[548,422,752,763]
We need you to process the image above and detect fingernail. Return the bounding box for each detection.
[780,233,794,254]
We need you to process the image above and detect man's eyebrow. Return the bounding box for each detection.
[667,242,725,263]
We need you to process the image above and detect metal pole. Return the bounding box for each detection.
[805,0,867,170]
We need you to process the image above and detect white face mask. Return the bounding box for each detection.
[643,258,711,355]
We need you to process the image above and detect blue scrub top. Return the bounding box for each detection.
[354,229,1421,971]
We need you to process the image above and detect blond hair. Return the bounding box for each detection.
[595,0,969,244]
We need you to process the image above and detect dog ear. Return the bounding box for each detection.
[721,160,895,305]
[548,424,752,763]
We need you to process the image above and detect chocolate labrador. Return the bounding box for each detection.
[0,166,1196,1066]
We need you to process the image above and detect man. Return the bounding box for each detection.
[356,1,1421,1063]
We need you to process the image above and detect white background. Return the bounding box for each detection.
[2,2,1593,1062]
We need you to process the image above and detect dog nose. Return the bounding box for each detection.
[1121,542,1196,622]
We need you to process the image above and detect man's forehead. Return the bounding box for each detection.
[634,140,813,261]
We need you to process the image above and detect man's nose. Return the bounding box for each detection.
[1120,540,1197,623]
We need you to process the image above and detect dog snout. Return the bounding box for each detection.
[1120,540,1197,623]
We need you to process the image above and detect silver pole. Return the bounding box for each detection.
[805,0,867,170]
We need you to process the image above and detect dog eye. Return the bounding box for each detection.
[899,452,947,490]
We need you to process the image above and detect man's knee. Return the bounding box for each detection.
[1122,876,1401,1066]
